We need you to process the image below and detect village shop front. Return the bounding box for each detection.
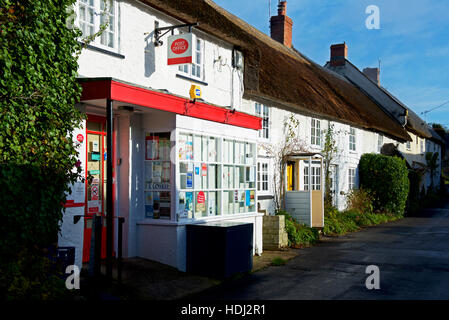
[58,78,263,272]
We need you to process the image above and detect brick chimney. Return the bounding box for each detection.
[270,1,293,48]
[330,43,348,67]
[363,67,380,86]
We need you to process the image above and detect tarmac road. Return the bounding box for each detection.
[192,199,449,300]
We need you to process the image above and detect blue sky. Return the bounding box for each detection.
[214,0,449,127]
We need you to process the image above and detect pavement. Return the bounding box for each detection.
[189,198,449,300]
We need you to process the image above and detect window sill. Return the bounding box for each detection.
[258,194,274,200]
[176,73,208,86]
[136,212,264,226]
[79,42,125,59]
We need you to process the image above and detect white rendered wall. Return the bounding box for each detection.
[77,0,243,111]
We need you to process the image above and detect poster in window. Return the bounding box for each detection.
[208,192,215,216]
[185,192,193,218]
[250,190,255,206]
[245,190,251,207]
[145,205,153,217]
[196,191,205,213]
[186,141,193,160]
[201,163,207,177]
[146,135,159,160]
[186,173,193,188]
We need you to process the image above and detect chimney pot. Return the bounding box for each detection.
[363,67,380,86]
[270,1,293,48]
[330,43,348,67]
[278,1,287,16]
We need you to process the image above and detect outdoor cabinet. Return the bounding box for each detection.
[186,222,253,278]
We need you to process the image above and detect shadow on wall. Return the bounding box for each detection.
[144,31,156,78]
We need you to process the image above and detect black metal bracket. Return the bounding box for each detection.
[154,22,199,47]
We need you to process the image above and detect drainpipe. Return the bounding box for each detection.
[106,98,114,280]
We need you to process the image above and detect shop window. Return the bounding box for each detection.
[255,103,269,139]
[178,38,203,79]
[144,132,171,219]
[78,0,118,50]
[178,132,256,219]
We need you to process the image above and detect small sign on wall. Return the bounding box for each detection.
[167,33,193,65]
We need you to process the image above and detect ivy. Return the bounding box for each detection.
[0,0,84,298]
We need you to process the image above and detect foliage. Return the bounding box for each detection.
[0,0,84,299]
[276,211,320,247]
[323,206,398,236]
[261,114,308,211]
[271,257,287,266]
[345,188,374,214]
[425,152,439,191]
[358,154,409,217]
[0,247,74,300]
[322,124,338,208]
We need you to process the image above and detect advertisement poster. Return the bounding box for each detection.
[146,135,159,160]
[187,173,193,188]
[185,192,193,218]
[250,190,255,206]
[245,190,251,206]
[196,191,205,213]
[208,192,215,216]
[202,163,207,177]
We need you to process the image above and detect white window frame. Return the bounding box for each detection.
[406,140,411,150]
[311,118,322,147]
[174,129,257,221]
[348,168,356,190]
[302,160,321,191]
[420,139,425,153]
[257,159,271,195]
[76,0,120,52]
[377,134,383,153]
[349,127,356,152]
[178,36,204,81]
[255,103,270,140]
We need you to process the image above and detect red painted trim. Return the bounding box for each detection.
[64,200,85,208]
[79,79,262,130]
[168,57,192,65]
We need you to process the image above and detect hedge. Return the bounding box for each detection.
[358,154,409,216]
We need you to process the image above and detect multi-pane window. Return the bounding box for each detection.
[303,161,321,191]
[255,103,269,139]
[420,139,424,153]
[311,119,321,146]
[177,133,256,219]
[406,141,411,150]
[378,134,383,152]
[78,0,117,49]
[179,38,203,79]
[348,168,356,190]
[257,162,269,192]
[100,0,115,48]
[349,127,356,151]
[144,132,172,219]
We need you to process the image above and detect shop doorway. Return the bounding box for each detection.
[82,116,109,263]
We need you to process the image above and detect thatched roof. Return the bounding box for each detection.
[139,0,410,141]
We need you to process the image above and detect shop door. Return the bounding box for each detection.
[287,161,296,191]
[83,118,108,263]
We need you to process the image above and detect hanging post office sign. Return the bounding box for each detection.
[167,33,193,65]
